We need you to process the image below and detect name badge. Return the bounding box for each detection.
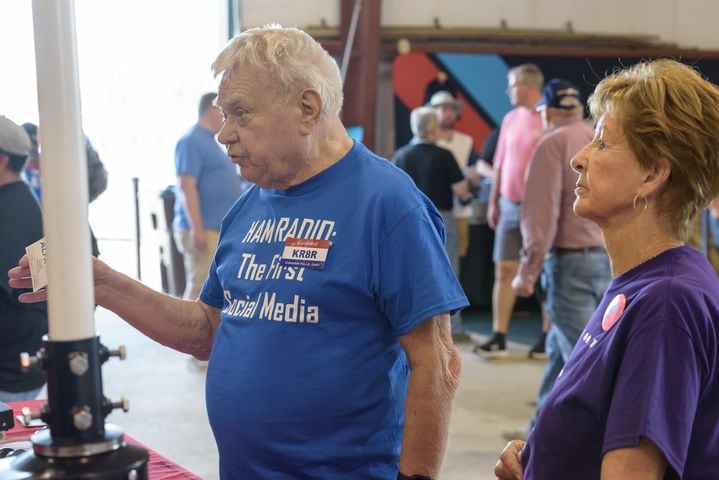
[280,238,330,270]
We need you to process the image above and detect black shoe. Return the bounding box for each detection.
[473,334,509,358]
[528,332,548,359]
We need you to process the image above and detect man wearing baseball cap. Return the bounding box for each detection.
[506,79,610,439]
[0,116,47,401]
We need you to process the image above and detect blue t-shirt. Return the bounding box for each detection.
[173,124,244,230]
[200,141,468,478]
[522,245,719,479]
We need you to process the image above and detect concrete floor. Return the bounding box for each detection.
[96,306,545,480]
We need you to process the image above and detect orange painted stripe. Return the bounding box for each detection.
[393,53,439,109]
[393,53,492,152]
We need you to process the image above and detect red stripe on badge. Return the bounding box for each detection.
[285,238,330,249]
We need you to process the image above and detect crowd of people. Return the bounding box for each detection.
[4,23,719,479]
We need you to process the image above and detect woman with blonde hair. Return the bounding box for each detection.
[496,59,719,479]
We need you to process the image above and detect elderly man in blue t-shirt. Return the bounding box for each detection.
[11,25,467,479]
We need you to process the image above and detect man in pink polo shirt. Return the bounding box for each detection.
[474,64,545,357]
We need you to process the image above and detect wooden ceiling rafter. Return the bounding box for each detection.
[309,26,719,57]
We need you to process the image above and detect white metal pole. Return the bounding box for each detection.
[31,0,95,341]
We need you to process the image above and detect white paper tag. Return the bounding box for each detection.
[25,237,48,292]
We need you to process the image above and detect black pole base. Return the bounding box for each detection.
[0,443,148,480]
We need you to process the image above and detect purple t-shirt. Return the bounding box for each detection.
[522,245,719,479]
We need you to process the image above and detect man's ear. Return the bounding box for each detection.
[0,153,8,174]
[641,157,672,198]
[298,89,323,134]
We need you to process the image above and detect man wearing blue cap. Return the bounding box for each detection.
[505,79,612,439]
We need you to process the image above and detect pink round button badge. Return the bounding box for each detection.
[602,294,626,332]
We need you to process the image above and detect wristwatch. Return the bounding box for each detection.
[397,473,433,480]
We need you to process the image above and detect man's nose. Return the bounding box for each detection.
[217,123,233,145]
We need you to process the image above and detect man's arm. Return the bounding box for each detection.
[450,179,472,202]
[473,159,495,179]
[397,313,462,477]
[513,140,561,297]
[448,150,472,204]
[178,174,207,251]
[601,437,667,480]
[487,164,502,230]
[466,160,494,183]
[9,256,220,360]
[485,124,506,230]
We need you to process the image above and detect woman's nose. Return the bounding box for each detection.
[570,144,588,173]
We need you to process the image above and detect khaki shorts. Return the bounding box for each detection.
[173,228,220,291]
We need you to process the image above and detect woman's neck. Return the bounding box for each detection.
[602,217,683,276]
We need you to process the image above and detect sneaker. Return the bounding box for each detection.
[473,334,509,358]
[451,331,472,344]
[501,426,530,442]
[528,332,548,360]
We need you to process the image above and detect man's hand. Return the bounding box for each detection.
[511,274,534,298]
[487,201,500,230]
[495,440,526,480]
[8,255,46,303]
[191,228,208,252]
[9,254,114,305]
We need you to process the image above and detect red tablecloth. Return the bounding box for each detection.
[4,400,202,480]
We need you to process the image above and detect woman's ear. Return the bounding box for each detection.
[642,157,671,198]
[298,89,323,135]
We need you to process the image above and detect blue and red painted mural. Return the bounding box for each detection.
[393,52,719,154]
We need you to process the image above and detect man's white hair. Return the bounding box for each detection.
[212,24,343,116]
[410,106,439,138]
